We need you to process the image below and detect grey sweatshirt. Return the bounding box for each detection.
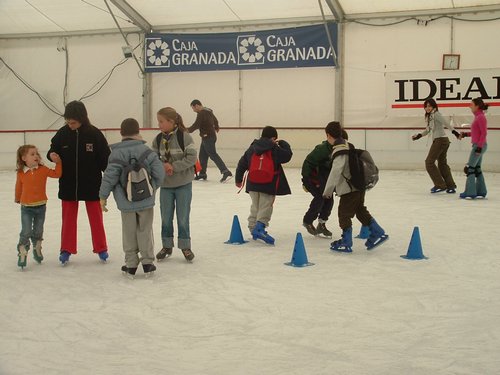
[421,110,456,140]
[323,140,355,198]
[152,129,198,188]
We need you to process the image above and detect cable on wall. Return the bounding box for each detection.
[78,40,143,101]
[0,56,63,116]
[25,0,67,32]
[350,14,500,27]
[351,18,418,27]
[1,37,142,127]
[81,0,134,24]
[78,59,129,100]
[222,0,242,21]
[103,0,144,74]
[58,38,69,106]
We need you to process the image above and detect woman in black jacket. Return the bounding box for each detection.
[47,101,110,264]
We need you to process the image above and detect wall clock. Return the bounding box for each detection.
[442,54,460,70]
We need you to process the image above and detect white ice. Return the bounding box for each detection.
[1,168,499,375]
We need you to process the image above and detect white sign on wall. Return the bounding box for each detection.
[386,69,500,117]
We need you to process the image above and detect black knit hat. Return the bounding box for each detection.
[120,118,140,136]
[261,126,278,139]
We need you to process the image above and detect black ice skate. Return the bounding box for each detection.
[121,265,138,279]
[316,222,332,239]
[181,249,195,262]
[302,222,317,236]
[142,264,157,277]
[156,247,172,261]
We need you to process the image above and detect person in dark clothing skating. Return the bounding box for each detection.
[187,99,232,183]
[301,122,341,238]
[235,126,292,244]
[323,122,388,253]
[47,100,110,265]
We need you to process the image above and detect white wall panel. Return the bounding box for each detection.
[63,34,143,129]
[453,20,500,70]
[240,67,335,127]
[0,133,28,169]
[343,17,500,128]
[150,66,335,129]
[343,19,450,128]
[0,34,143,131]
[150,70,241,128]
[0,38,65,130]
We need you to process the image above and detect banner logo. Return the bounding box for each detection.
[237,35,265,65]
[144,24,337,72]
[146,39,171,67]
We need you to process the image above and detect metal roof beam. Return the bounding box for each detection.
[152,16,335,32]
[323,0,345,21]
[110,0,153,33]
[0,16,338,39]
[344,4,500,21]
[0,28,141,40]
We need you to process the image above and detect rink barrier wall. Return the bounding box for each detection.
[0,127,499,172]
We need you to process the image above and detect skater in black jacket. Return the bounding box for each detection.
[47,100,110,264]
[235,126,292,244]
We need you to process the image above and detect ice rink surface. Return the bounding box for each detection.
[1,167,499,375]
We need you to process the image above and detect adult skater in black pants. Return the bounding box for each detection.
[187,99,232,183]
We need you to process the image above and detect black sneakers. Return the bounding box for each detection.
[194,174,207,181]
[220,171,233,183]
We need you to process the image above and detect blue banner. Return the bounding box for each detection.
[144,24,337,72]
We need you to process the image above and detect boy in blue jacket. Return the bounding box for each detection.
[235,126,292,244]
[99,118,165,277]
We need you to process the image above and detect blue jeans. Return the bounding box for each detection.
[19,204,46,249]
[199,135,229,175]
[160,183,192,249]
[464,143,487,196]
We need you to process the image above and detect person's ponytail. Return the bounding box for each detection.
[472,97,489,111]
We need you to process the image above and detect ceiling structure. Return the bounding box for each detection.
[1,0,500,38]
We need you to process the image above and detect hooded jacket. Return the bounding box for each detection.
[99,139,165,212]
[235,137,292,196]
[47,123,110,201]
[301,140,334,188]
[323,139,354,197]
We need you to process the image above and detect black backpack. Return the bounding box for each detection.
[109,149,154,202]
[333,144,379,191]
